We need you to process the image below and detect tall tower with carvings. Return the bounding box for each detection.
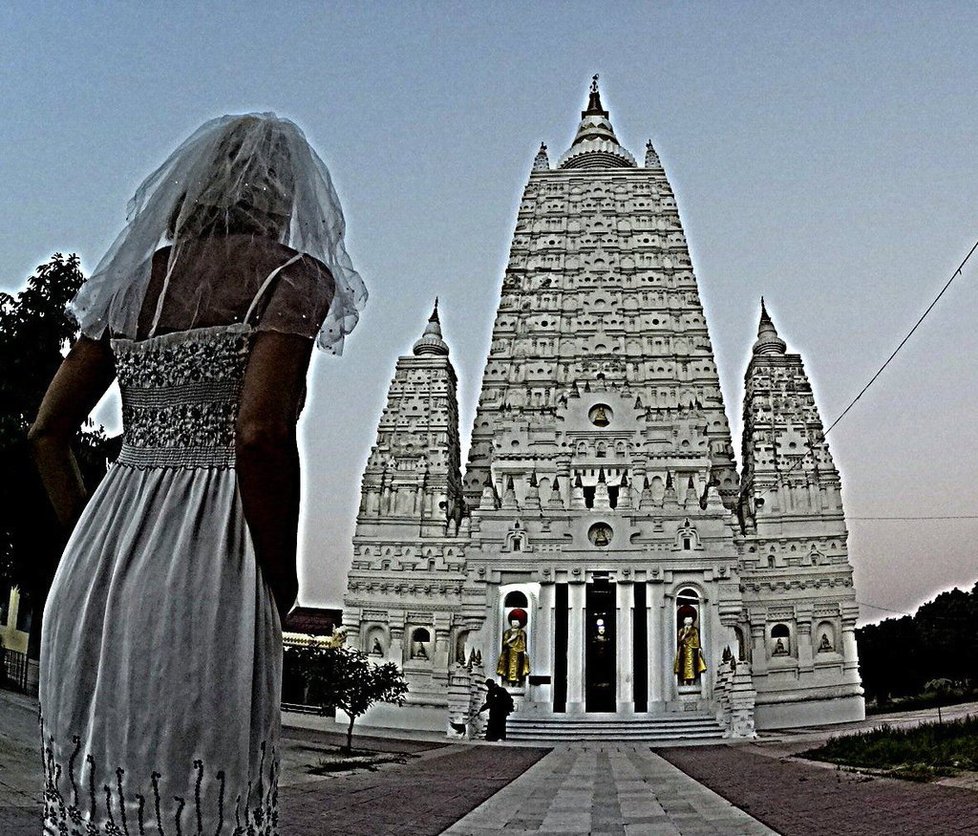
[343,304,470,728]
[737,302,863,726]
[343,78,863,736]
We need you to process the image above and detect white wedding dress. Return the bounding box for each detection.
[39,321,283,836]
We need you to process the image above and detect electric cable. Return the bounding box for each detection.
[822,236,978,438]
[749,236,978,497]
[857,600,910,616]
[848,515,978,521]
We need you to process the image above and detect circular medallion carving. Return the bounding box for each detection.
[588,522,613,547]
[589,404,612,427]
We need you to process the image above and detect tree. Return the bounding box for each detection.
[856,581,978,706]
[856,614,924,705]
[286,644,408,753]
[0,254,116,659]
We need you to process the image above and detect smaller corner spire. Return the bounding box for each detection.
[413,299,450,357]
[644,139,661,169]
[753,297,787,356]
[532,141,550,172]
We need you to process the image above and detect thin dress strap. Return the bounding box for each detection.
[243,252,304,326]
[147,242,185,338]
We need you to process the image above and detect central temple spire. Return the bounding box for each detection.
[752,298,787,356]
[413,299,449,356]
[557,75,636,169]
[582,73,609,118]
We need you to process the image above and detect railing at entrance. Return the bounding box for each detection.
[1,649,38,696]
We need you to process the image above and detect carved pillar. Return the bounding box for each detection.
[796,619,814,673]
[365,488,380,514]
[841,604,861,684]
[727,662,758,739]
[535,583,555,706]
[616,580,634,712]
[649,582,665,704]
[749,622,768,676]
[434,613,452,669]
[567,582,586,712]
[447,664,474,738]
[389,626,405,666]
[342,610,362,647]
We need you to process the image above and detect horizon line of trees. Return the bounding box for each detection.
[856,581,978,705]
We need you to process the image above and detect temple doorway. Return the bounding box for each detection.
[585,581,616,711]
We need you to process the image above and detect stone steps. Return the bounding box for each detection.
[506,713,725,743]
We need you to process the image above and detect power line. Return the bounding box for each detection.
[822,236,978,438]
[857,600,909,616]
[751,236,978,496]
[848,515,978,521]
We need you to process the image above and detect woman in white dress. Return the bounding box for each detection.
[30,114,366,835]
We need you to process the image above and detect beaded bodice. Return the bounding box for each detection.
[113,325,252,468]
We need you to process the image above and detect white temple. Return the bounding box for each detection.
[342,78,864,739]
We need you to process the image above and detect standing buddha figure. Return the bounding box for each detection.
[674,615,707,685]
[496,608,531,685]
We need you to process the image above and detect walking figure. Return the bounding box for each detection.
[480,678,515,741]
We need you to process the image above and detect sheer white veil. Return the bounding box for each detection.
[69,113,366,354]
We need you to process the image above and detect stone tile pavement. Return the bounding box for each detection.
[0,688,42,836]
[441,744,774,835]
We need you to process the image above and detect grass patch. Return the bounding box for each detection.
[866,688,978,715]
[804,715,978,781]
[307,748,409,775]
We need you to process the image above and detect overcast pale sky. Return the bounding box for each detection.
[3,2,977,624]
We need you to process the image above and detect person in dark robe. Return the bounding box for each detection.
[479,678,514,741]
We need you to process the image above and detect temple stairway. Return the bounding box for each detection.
[505,713,725,744]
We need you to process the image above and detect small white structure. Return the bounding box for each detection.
[343,79,864,738]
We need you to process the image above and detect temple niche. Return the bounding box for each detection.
[674,589,707,687]
[342,78,863,739]
[496,606,530,686]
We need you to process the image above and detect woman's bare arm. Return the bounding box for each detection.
[29,337,116,528]
[236,331,315,621]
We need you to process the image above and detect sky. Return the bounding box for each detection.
[3,2,977,624]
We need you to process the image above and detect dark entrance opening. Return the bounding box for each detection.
[553,584,568,713]
[585,580,617,711]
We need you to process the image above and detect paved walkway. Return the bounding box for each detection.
[0,689,41,836]
[442,744,774,835]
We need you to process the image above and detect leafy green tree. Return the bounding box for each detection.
[0,254,116,659]
[286,644,408,753]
